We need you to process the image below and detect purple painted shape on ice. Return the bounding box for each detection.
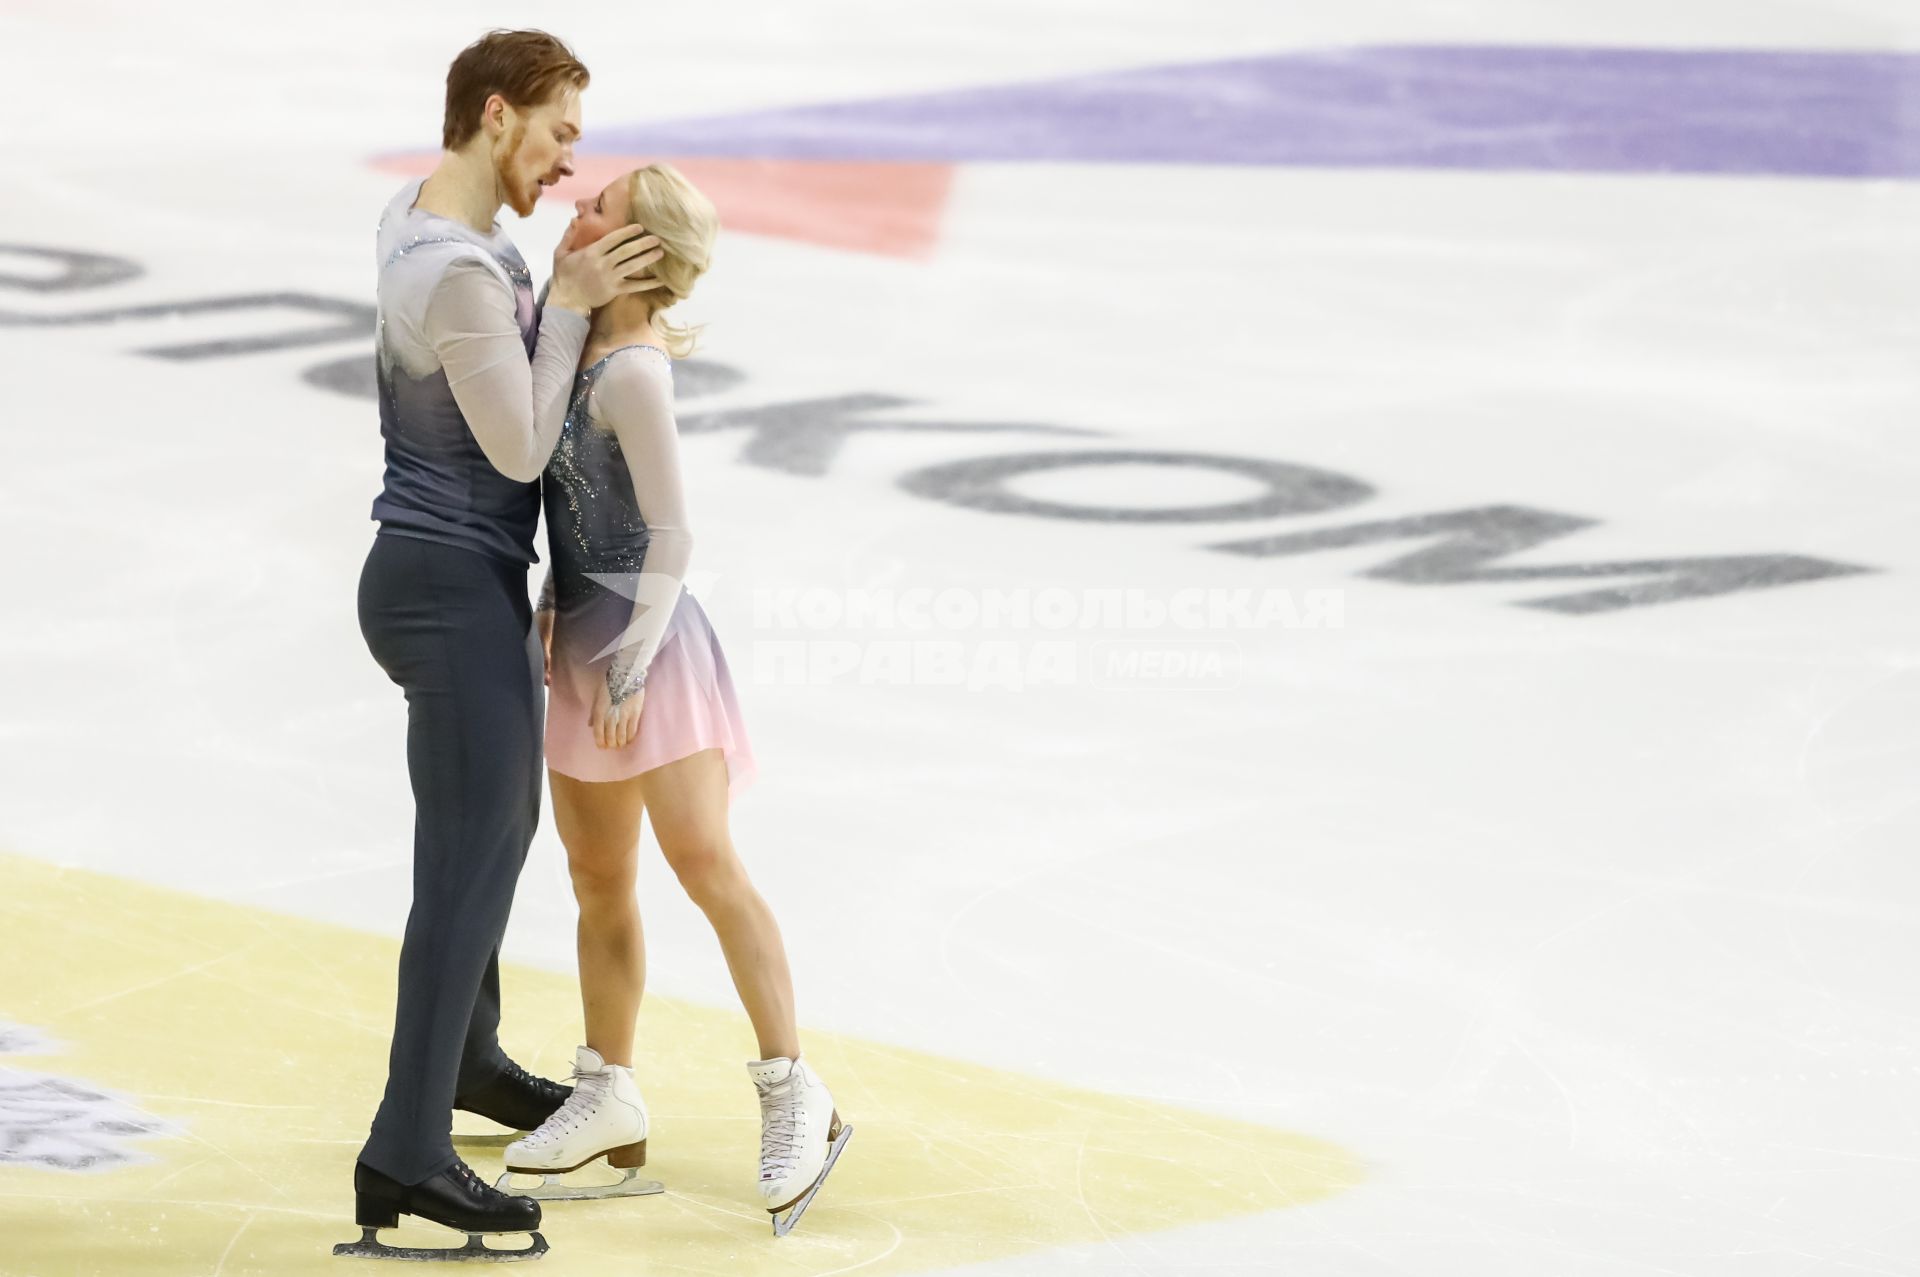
[587,46,1920,178]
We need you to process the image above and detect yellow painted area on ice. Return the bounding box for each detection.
[0,854,1364,1275]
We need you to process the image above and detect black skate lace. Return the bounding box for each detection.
[452,1158,508,1202]
[501,1057,567,1101]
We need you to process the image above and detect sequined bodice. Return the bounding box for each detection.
[542,346,673,607]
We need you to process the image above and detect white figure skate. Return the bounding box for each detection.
[750,1054,852,1236]
[494,1046,664,1202]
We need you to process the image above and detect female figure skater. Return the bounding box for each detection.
[498,163,851,1236]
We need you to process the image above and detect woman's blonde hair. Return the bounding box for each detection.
[625,163,718,359]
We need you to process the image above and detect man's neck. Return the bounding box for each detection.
[414,151,501,236]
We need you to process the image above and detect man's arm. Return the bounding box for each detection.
[422,257,589,482]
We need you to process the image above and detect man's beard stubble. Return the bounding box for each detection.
[495,120,533,215]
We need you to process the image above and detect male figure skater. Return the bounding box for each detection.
[336,28,664,1262]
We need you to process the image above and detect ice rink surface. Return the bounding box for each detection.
[2,2,1917,1274]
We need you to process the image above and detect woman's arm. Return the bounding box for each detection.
[593,351,694,707]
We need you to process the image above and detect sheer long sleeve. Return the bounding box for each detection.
[422,257,588,483]
[593,352,694,706]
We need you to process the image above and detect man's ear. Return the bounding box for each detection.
[482,93,510,138]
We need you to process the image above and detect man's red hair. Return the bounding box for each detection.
[442,29,590,152]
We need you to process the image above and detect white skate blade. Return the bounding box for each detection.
[331,1224,548,1262]
[493,1167,665,1202]
[770,1121,854,1237]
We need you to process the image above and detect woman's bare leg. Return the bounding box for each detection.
[548,768,648,1069]
[638,748,800,1061]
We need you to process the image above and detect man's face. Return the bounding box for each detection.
[492,88,581,218]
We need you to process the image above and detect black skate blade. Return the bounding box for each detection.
[770,1122,854,1238]
[332,1224,549,1262]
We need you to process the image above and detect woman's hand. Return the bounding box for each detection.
[590,678,644,750]
[537,611,554,687]
[549,225,667,315]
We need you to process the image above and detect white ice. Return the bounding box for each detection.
[2,2,1917,1273]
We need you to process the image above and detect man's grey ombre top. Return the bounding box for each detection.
[369,177,589,565]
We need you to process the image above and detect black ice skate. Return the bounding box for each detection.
[455,1058,573,1133]
[333,1156,548,1262]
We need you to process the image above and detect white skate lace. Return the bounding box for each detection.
[757,1081,802,1178]
[522,1065,610,1148]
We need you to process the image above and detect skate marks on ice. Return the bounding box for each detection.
[0,1021,178,1172]
[0,852,1364,1275]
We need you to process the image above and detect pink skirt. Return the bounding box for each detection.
[545,584,758,796]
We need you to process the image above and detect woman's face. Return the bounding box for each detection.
[562,177,632,252]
